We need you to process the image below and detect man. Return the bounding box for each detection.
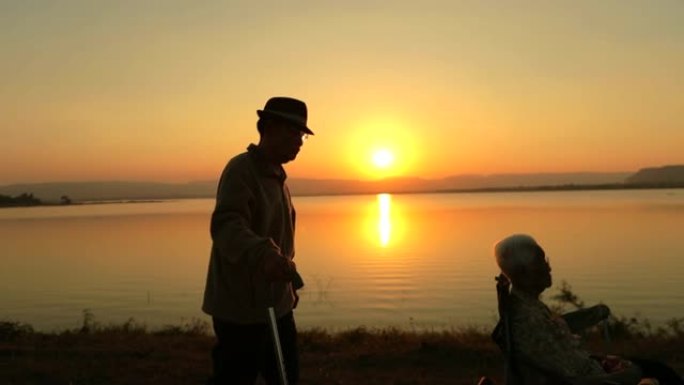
[493,234,683,385]
[203,96,313,384]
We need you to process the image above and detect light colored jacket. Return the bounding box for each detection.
[202,144,296,324]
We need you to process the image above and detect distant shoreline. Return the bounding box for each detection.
[0,199,165,209]
[427,181,684,195]
[1,183,682,207]
[2,164,683,203]
[290,182,684,198]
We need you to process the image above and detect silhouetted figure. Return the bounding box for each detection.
[203,96,313,385]
[491,234,683,385]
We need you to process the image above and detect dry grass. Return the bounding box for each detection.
[1,317,683,385]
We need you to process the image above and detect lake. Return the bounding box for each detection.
[1,189,683,332]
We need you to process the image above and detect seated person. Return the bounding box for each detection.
[493,234,683,385]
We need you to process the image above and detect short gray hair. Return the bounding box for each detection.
[494,234,543,278]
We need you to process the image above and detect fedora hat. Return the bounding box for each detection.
[257,96,314,135]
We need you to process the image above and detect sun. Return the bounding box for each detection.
[345,115,421,178]
[371,149,395,169]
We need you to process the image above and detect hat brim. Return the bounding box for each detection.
[257,110,314,135]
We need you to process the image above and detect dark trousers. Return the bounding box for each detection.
[209,312,299,385]
[630,357,684,385]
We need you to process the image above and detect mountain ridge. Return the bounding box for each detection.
[1,165,682,202]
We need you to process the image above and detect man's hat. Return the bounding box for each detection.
[257,97,314,136]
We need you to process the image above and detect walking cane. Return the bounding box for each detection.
[267,304,289,385]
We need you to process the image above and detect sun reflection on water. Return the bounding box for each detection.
[361,193,408,249]
[378,193,391,247]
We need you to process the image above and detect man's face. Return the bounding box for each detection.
[526,248,553,290]
[262,120,307,163]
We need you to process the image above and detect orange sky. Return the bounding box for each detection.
[1,1,683,184]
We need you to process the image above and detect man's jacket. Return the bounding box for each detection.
[202,144,296,323]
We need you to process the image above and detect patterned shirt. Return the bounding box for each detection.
[509,288,605,379]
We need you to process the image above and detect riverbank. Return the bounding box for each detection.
[2,318,683,385]
[0,199,165,209]
[2,178,683,204]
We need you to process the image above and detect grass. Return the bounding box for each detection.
[2,317,683,385]
[2,286,683,384]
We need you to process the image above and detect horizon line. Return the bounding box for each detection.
[0,169,642,187]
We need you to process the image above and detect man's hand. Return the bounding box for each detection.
[578,360,642,385]
[601,355,629,373]
[262,251,297,282]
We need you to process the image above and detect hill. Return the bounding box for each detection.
[288,172,631,196]
[625,165,684,185]
[2,166,683,202]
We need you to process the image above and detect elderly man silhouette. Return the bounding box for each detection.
[203,96,312,385]
[492,234,683,385]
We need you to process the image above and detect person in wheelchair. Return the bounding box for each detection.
[492,234,683,385]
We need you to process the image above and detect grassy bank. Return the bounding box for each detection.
[2,314,683,385]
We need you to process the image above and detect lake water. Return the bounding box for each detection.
[1,189,683,332]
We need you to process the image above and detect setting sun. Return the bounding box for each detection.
[372,149,395,169]
[341,114,422,180]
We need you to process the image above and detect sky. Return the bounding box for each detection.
[1,0,683,184]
